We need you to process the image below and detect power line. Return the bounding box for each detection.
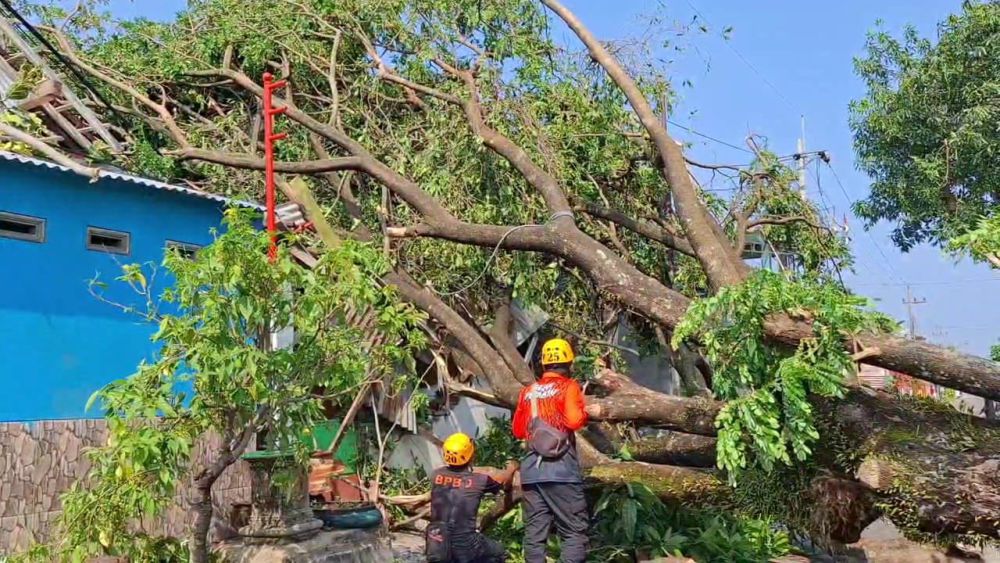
[823,161,905,284]
[852,277,999,287]
[808,159,891,281]
[0,0,118,114]
[683,0,801,116]
[667,119,753,153]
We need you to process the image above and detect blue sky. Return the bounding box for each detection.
[100,0,999,357]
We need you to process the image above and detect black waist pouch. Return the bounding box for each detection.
[425,521,452,563]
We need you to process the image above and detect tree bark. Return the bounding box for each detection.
[587,368,720,435]
[823,388,1000,541]
[628,432,717,468]
[189,422,258,563]
[189,480,217,563]
[764,318,1000,402]
[584,461,726,505]
[488,300,537,385]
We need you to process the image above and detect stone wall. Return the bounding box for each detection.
[0,419,252,555]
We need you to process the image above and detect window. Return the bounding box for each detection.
[166,240,202,260]
[87,227,130,255]
[0,212,45,243]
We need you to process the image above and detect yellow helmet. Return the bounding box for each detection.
[442,432,475,467]
[541,338,575,366]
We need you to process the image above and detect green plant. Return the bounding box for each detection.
[590,483,792,562]
[673,270,896,480]
[948,215,1000,269]
[483,504,529,563]
[0,110,47,154]
[41,209,425,562]
[474,416,523,468]
[591,483,687,560]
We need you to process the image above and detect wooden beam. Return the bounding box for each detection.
[42,102,91,150]
[0,16,120,151]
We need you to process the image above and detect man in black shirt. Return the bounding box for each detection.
[427,432,518,563]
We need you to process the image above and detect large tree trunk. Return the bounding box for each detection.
[628,432,717,468]
[828,388,1000,541]
[587,385,1000,542]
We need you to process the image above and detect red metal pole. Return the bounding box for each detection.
[263,72,287,262]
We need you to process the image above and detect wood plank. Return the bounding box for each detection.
[0,16,120,151]
[16,79,60,111]
[41,101,91,150]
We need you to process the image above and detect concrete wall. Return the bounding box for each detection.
[0,418,251,555]
[0,160,227,421]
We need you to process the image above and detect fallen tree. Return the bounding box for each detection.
[4,0,999,551]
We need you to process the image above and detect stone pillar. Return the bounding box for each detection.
[239,451,322,544]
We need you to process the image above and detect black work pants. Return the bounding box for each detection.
[450,531,507,563]
[522,482,589,563]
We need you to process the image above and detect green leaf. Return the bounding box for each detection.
[622,498,637,542]
[84,389,102,413]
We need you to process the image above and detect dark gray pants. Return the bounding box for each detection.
[522,482,589,563]
[451,532,507,563]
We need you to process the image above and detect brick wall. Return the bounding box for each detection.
[0,419,251,555]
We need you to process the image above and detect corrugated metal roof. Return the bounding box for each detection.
[0,150,263,210]
[858,364,890,390]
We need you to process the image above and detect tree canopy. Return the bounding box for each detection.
[2,0,1000,558]
[850,0,1000,250]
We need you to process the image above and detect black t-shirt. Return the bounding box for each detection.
[430,466,502,536]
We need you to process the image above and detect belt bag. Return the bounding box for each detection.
[425,521,452,563]
[527,393,570,460]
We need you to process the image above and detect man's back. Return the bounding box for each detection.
[430,467,500,533]
[511,372,587,484]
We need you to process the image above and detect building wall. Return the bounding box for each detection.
[0,419,251,555]
[387,375,509,475]
[615,320,680,395]
[0,160,227,421]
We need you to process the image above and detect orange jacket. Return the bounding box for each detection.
[512,372,587,440]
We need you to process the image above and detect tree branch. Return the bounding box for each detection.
[386,270,522,405]
[746,215,832,231]
[488,300,537,385]
[0,122,101,180]
[452,68,573,216]
[541,0,748,290]
[46,26,191,148]
[576,201,695,256]
[362,36,574,217]
[167,147,365,174]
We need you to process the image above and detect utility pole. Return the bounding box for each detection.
[902,284,927,338]
[902,285,940,397]
[796,116,807,198]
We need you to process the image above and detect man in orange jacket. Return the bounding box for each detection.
[511,338,589,563]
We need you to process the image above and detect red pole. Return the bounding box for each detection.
[263,72,287,263]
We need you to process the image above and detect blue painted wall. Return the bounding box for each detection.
[0,160,229,421]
